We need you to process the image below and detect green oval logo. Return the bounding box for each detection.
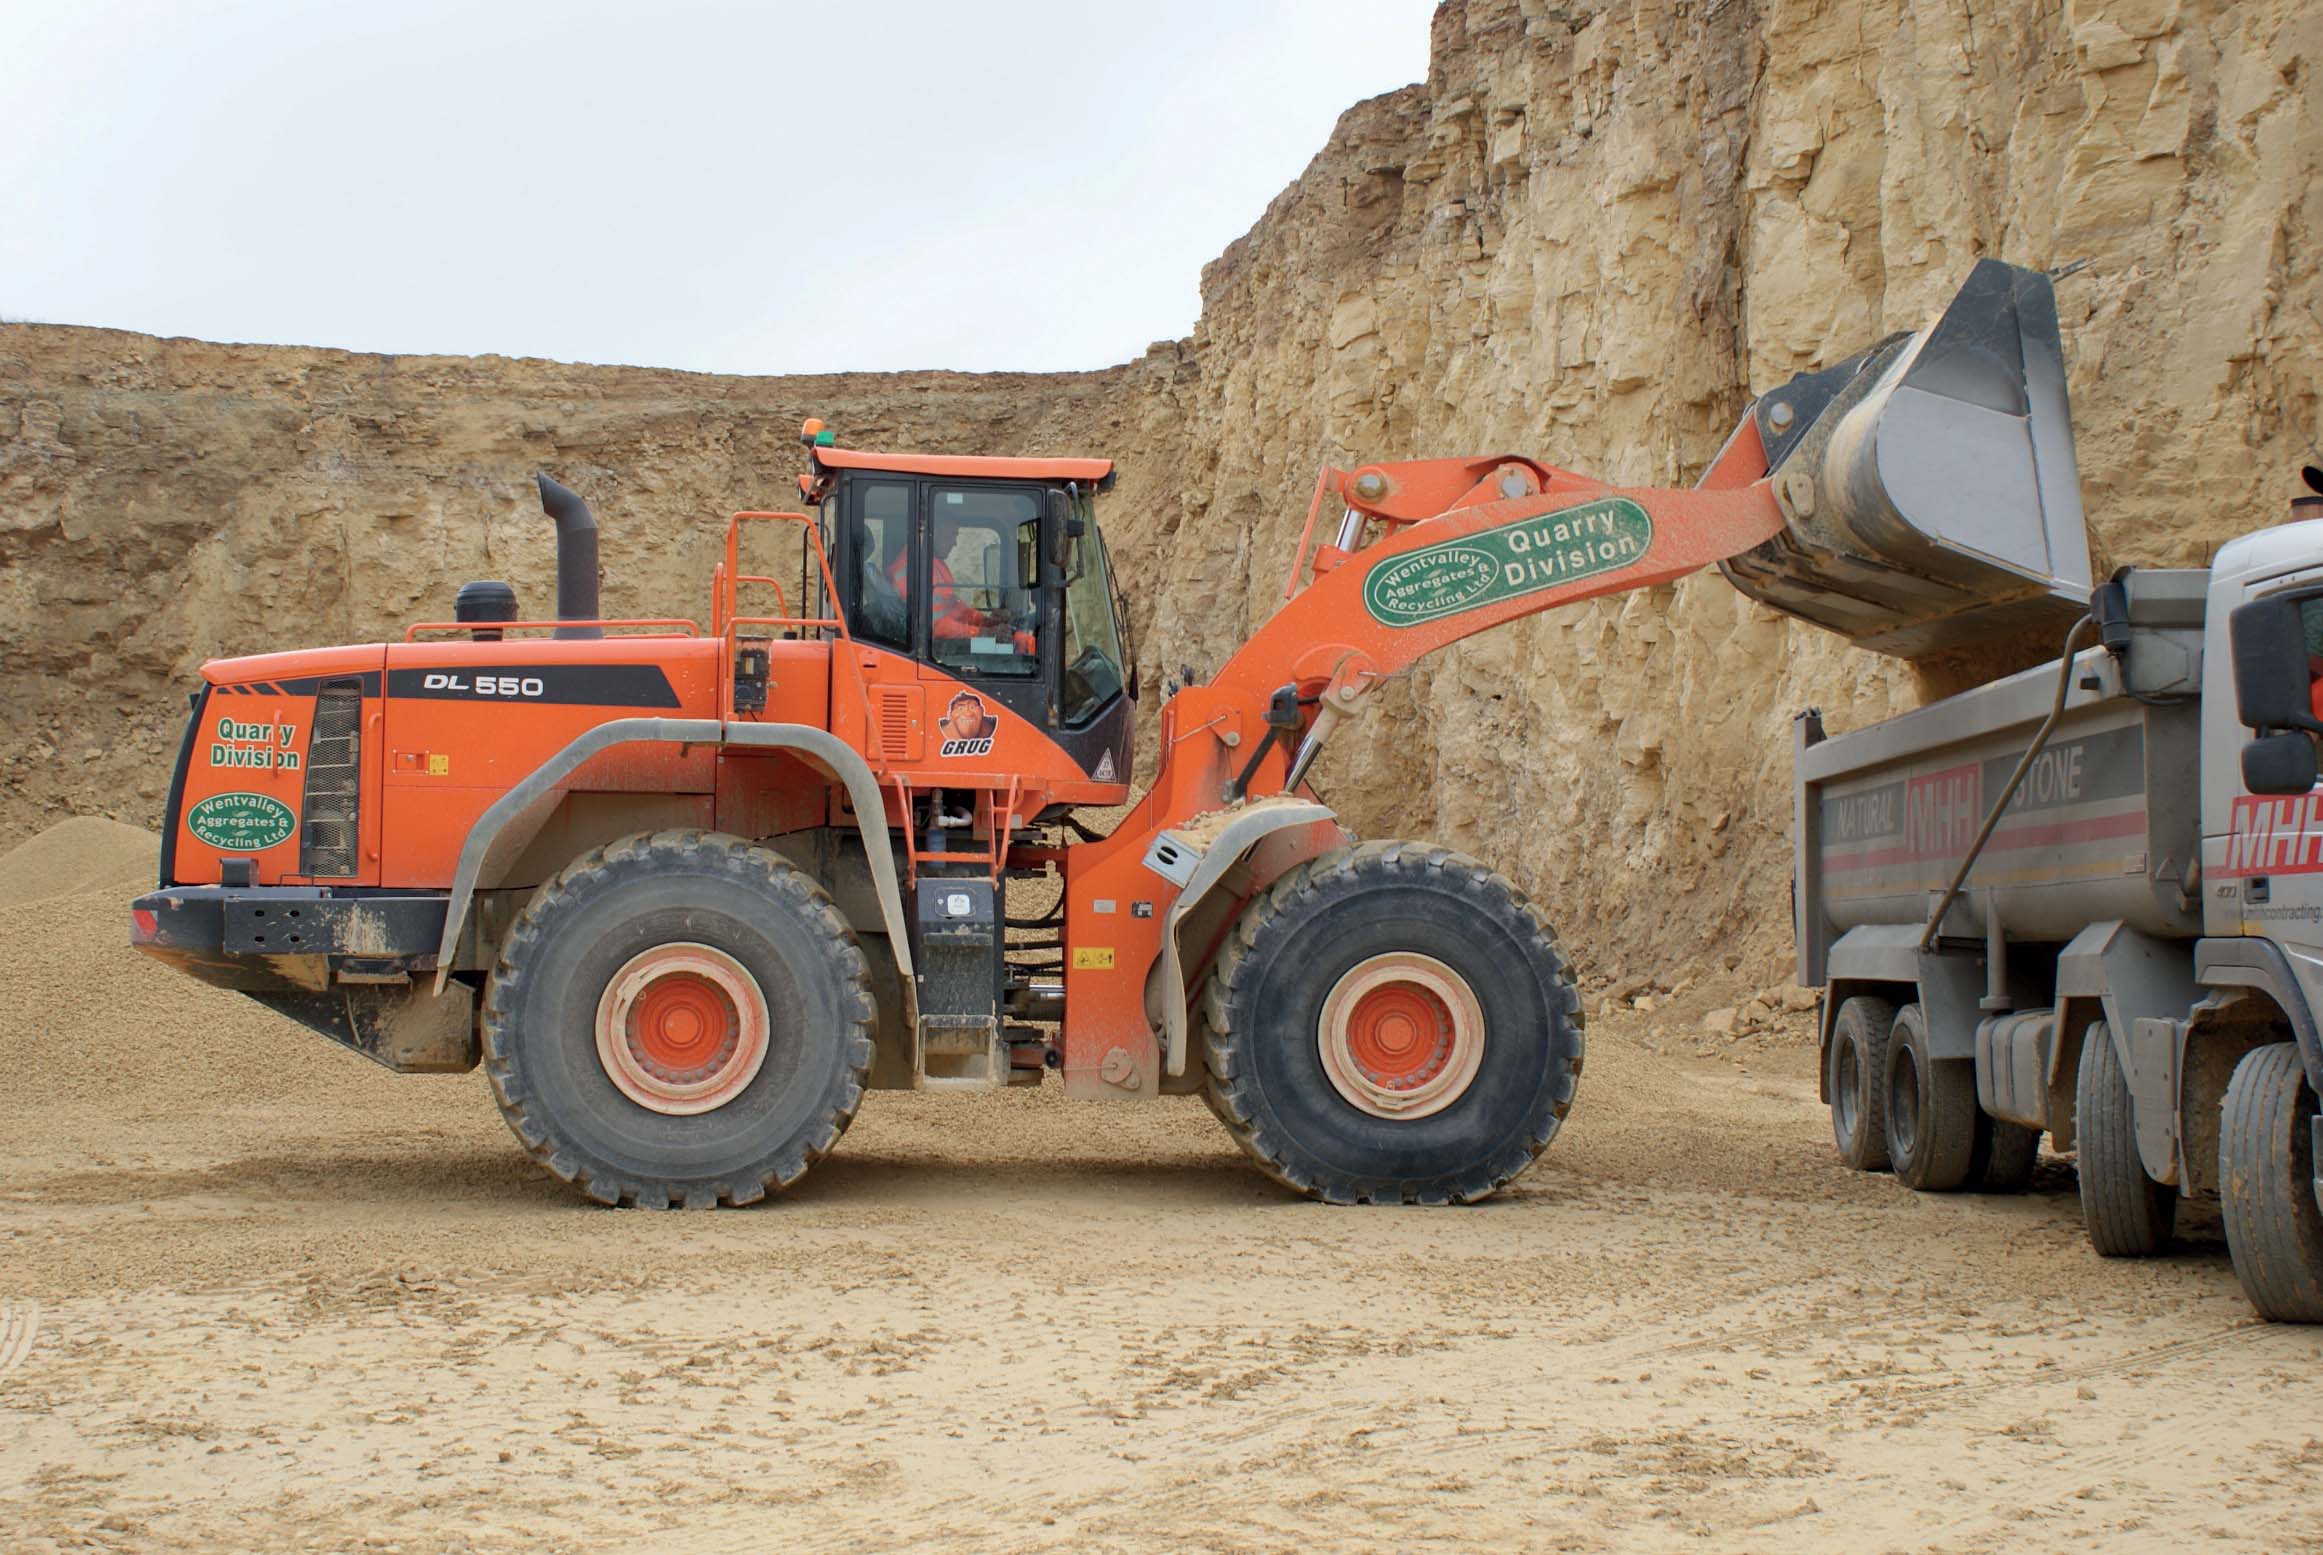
[188,792,296,852]
[1365,545,1502,625]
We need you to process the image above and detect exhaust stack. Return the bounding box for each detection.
[1719,259,2093,658]
[535,473,604,640]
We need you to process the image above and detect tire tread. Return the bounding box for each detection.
[2220,1042,2323,1322]
[2075,1021,2174,1256]
[1200,841,1581,1205]
[480,828,875,1209]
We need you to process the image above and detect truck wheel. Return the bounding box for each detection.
[1971,1113,2042,1193]
[1826,994,1897,1171]
[1201,841,1582,1205]
[482,829,875,1208]
[1884,1004,1977,1192]
[2219,1043,2323,1322]
[2074,1019,2174,1256]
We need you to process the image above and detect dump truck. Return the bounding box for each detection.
[131,260,2105,1215]
[1796,481,2323,1322]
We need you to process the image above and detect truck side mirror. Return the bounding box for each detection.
[2229,597,2323,734]
[2244,732,2319,795]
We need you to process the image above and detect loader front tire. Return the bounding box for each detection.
[1200,841,1583,1205]
[2219,1043,2323,1322]
[483,829,875,1208]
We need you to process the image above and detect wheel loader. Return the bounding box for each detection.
[132,259,2101,1210]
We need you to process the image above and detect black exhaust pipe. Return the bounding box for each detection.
[535,473,603,640]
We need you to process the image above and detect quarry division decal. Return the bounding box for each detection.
[1362,497,1652,627]
[210,713,303,770]
[188,792,296,851]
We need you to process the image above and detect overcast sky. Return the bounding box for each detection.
[2,0,1435,376]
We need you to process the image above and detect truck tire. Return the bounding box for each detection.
[2074,1019,2174,1256]
[1971,1113,2042,1193]
[482,829,876,1208]
[1884,1004,1978,1192]
[1826,994,1897,1171]
[1201,841,1582,1205]
[2219,1043,2323,1322]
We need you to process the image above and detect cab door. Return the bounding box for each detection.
[2206,567,2323,949]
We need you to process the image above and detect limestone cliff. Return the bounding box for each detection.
[3,0,2317,991]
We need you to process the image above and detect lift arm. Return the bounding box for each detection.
[1204,257,2093,795]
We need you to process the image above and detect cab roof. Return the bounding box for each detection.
[808,446,1115,486]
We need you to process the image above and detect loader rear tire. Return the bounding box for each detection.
[1200,841,1582,1205]
[1826,994,1897,1172]
[2219,1043,2323,1322]
[1884,1004,1978,1192]
[2074,1019,2174,1256]
[482,829,875,1208]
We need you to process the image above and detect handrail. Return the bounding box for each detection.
[733,574,791,617]
[402,618,700,641]
[730,615,846,631]
[718,510,881,762]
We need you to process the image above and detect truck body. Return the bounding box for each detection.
[1797,527,2323,1319]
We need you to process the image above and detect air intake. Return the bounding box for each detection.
[299,678,364,877]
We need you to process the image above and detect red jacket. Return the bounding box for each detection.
[893,554,982,639]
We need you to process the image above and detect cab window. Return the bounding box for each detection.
[2298,595,2323,726]
[925,486,1041,679]
[850,480,913,650]
[1060,517,1127,725]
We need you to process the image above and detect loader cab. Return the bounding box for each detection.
[804,442,1136,786]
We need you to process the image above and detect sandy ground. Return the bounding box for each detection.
[2,820,2319,1554]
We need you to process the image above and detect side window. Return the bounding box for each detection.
[1060,519,1127,725]
[808,495,832,628]
[850,480,913,650]
[2294,596,2323,747]
[925,486,1041,678]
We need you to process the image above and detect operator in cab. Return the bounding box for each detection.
[890,508,1035,657]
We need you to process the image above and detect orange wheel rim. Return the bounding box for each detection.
[1344,981,1455,1091]
[629,972,740,1080]
[1318,952,1485,1120]
[595,943,771,1115]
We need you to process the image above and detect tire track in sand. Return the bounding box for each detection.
[0,1301,41,1380]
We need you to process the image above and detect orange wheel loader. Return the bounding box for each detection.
[130,261,2094,1207]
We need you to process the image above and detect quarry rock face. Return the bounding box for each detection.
[2,0,2316,989]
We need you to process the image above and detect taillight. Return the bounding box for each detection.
[299,679,364,876]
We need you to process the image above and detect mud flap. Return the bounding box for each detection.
[248,980,479,1073]
[1145,797,1339,1078]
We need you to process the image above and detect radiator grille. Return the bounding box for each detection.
[872,686,924,762]
[299,679,363,876]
